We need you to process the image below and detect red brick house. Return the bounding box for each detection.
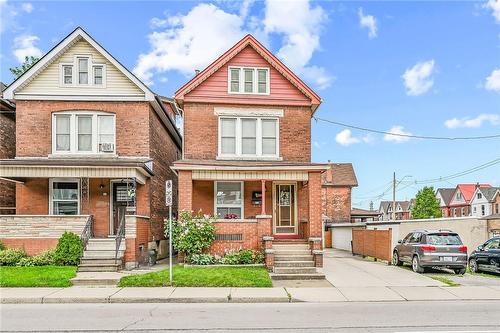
[448,184,491,217]
[321,163,358,224]
[0,83,16,215]
[0,28,182,270]
[172,35,327,277]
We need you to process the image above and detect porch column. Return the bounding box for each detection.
[178,170,193,212]
[308,172,324,267]
[260,179,266,216]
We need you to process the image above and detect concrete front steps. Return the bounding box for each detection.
[270,241,325,280]
[77,238,125,273]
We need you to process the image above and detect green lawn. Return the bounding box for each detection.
[0,266,77,287]
[119,265,272,287]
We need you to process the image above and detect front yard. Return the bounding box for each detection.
[119,266,272,287]
[0,266,77,287]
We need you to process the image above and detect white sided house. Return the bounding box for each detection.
[470,187,500,218]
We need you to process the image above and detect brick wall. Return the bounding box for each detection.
[148,107,180,241]
[178,170,193,211]
[16,179,49,214]
[322,186,352,223]
[183,103,311,161]
[88,178,110,237]
[1,239,59,256]
[210,221,266,255]
[124,216,150,267]
[14,100,150,157]
[308,172,322,240]
[0,112,16,214]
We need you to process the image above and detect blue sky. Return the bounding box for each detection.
[1,0,499,208]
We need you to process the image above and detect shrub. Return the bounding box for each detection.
[253,250,265,264]
[237,249,254,264]
[16,249,56,267]
[54,232,82,266]
[165,210,216,257]
[188,253,215,265]
[0,248,27,266]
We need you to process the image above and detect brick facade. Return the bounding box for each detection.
[0,111,16,214]
[322,186,352,223]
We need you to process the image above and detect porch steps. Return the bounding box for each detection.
[271,240,325,281]
[77,238,125,274]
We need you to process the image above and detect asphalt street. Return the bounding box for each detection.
[1,301,499,332]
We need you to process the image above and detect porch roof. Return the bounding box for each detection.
[0,157,153,184]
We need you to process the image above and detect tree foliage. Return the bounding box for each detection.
[411,186,442,219]
[9,56,39,78]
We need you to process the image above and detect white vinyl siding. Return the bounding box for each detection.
[218,117,279,159]
[227,66,269,95]
[52,111,116,155]
[20,40,144,97]
[215,181,243,218]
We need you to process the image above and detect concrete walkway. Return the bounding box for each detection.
[2,285,500,303]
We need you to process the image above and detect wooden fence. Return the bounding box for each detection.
[352,228,392,263]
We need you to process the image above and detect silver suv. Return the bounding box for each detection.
[392,229,467,274]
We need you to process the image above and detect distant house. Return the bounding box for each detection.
[470,187,500,217]
[435,188,455,217]
[321,163,358,224]
[350,207,381,223]
[379,200,413,221]
[448,184,491,217]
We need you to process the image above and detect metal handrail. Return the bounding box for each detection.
[81,215,93,250]
[115,213,126,264]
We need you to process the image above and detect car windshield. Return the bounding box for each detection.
[426,233,462,245]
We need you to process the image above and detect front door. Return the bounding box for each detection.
[110,181,135,235]
[273,183,297,235]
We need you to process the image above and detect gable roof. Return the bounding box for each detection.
[472,186,500,202]
[456,184,491,203]
[436,188,455,206]
[174,34,321,112]
[322,163,358,187]
[3,27,154,101]
[351,207,382,217]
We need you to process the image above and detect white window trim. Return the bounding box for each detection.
[227,66,270,95]
[51,111,116,156]
[214,181,244,218]
[217,116,280,160]
[59,54,107,88]
[49,178,80,215]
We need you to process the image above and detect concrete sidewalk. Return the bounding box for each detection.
[2,285,500,304]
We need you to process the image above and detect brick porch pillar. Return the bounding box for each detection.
[308,172,323,267]
[178,170,193,211]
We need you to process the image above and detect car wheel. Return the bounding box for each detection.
[412,255,425,273]
[392,251,403,266]
[454,268,466,275]
[469,258,479,273]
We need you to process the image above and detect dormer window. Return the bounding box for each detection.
[228,66,269,95]
[60,55,106,87]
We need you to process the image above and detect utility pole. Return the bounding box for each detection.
[392,172,396,221]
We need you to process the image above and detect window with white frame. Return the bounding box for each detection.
[52,112,115,154]
[228,67,269,94]
[60,55,106,87]
[215,182,243,218]
[50,179,79,215]
[218,117,278,158]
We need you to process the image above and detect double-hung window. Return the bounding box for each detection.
[61,55,105,86]
[215,181,243,218]
[78,57,89,84]
[53,112,115,154]
[93,66,103,85]
[63,65,73,84]
[228,67,269,94]
[51,179,79,215]
[218,117,279,158]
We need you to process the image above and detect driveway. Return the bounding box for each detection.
[321,249,444,287]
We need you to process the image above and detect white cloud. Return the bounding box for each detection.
[135,0,332,89]
[335,129,360,146]
[444,114,500,129]
[13,34,42,63]
[21,2,33,13]
[134,3,245,85]
[358,8,377,39]
[383,126,412,142]
[483,0,500,23]
[485,68,500,92]
[401,60,435,96]
[264,0,332,89]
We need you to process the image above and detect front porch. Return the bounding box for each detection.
[173,160,328,268]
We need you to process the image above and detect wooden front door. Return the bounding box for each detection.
[273,183,297,235]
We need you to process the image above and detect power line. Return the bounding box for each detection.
[313,116,500,140]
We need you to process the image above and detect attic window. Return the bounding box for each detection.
[78,57,89,84]
[60,55,105,87]
[228,66,269,95]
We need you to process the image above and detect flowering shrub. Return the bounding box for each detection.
[219,249,264,265]
[165,210,216,257]
[17,249,56,267]
[0,248,27,266]
[188,253,215,265]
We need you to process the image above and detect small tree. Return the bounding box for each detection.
[411,186,442,219]
[10,56,39,78]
